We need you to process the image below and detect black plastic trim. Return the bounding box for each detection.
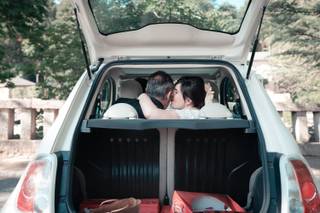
[85,118,251,130]
[54,151,74,213]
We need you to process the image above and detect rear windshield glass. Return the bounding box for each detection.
[89,0,251,35]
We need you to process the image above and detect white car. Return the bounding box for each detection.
[2,0,320,212]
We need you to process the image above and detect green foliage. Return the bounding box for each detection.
[264,0,320,106]
[0,0,49,83]
[90,0,245,34]
[37,0,85,99]
[266,0,320,69]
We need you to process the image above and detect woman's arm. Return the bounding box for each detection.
[138,94,179,119]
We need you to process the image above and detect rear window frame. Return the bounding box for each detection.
[87,0,252,36]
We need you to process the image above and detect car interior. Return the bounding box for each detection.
[88,66,245,120]
[70,64,264,212]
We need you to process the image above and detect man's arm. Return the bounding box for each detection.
[138,94,179,119]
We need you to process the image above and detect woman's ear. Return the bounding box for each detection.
[184,97,193,107]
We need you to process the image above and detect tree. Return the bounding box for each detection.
[264,0,320,106]
[37,0,85,99]
[0,0,49,83]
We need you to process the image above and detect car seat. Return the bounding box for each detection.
[118,79,143,99]
[103,79,142,119]
[199,102,233,119]
[103,103,138,119]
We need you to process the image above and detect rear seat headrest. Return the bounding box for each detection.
[200,102,233,119]
[118,79,143,98]
[103,103,138,119]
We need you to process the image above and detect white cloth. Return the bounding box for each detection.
[174,108,201,119]
[199,102,232,118]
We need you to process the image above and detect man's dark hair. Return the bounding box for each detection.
[135,77,147,92]
[176,76,206,109]
[146,71,174,99]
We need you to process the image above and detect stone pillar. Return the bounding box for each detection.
[313,112,320,142]
[292,111,309,143]
[278,111,284,123]
[20,108,36,140]
[0,109,14,140]
[43,109,58,136]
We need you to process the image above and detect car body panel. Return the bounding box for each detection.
[246,74,301,154]
[37,72,91,154]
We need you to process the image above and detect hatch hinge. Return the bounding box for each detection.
[246,6,266,79]
[90,58,104,74]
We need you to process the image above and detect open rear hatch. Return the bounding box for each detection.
[72,0,269,67]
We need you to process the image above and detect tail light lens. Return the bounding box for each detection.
[291,160,320,213]
[280,157,320,213]
[17,155,56,212]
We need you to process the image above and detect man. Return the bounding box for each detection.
[113,71,174,118]
[138,76,207,119]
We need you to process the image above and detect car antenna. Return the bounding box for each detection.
[246,6,266,79]
[74,8,92,80]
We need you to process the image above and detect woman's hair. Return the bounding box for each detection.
[176,76,206,109]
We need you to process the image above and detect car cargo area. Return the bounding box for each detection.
[72,125,262,212]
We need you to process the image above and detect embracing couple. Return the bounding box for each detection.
[116,71,206,119]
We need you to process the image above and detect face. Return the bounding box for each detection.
[171,83,188,109]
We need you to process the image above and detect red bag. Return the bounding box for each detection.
[140,199,160,213]
[80,198,160,213]
[82,198,140,213]
[171,191,247,213]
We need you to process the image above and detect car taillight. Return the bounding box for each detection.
[17,156,56,212]
[281,157,320,213]
[291,160,320,213]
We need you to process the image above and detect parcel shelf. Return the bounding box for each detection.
[83,118,252,131]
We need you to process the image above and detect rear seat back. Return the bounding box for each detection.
[78,129,160,199]
[174,129,260,206]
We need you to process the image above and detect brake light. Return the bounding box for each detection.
[291,160,320,213]
[17,156,56,212]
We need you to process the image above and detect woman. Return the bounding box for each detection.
[138,76,206,119]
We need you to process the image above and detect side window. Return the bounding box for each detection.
[93,78,114,118]
[220,77,243,118]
